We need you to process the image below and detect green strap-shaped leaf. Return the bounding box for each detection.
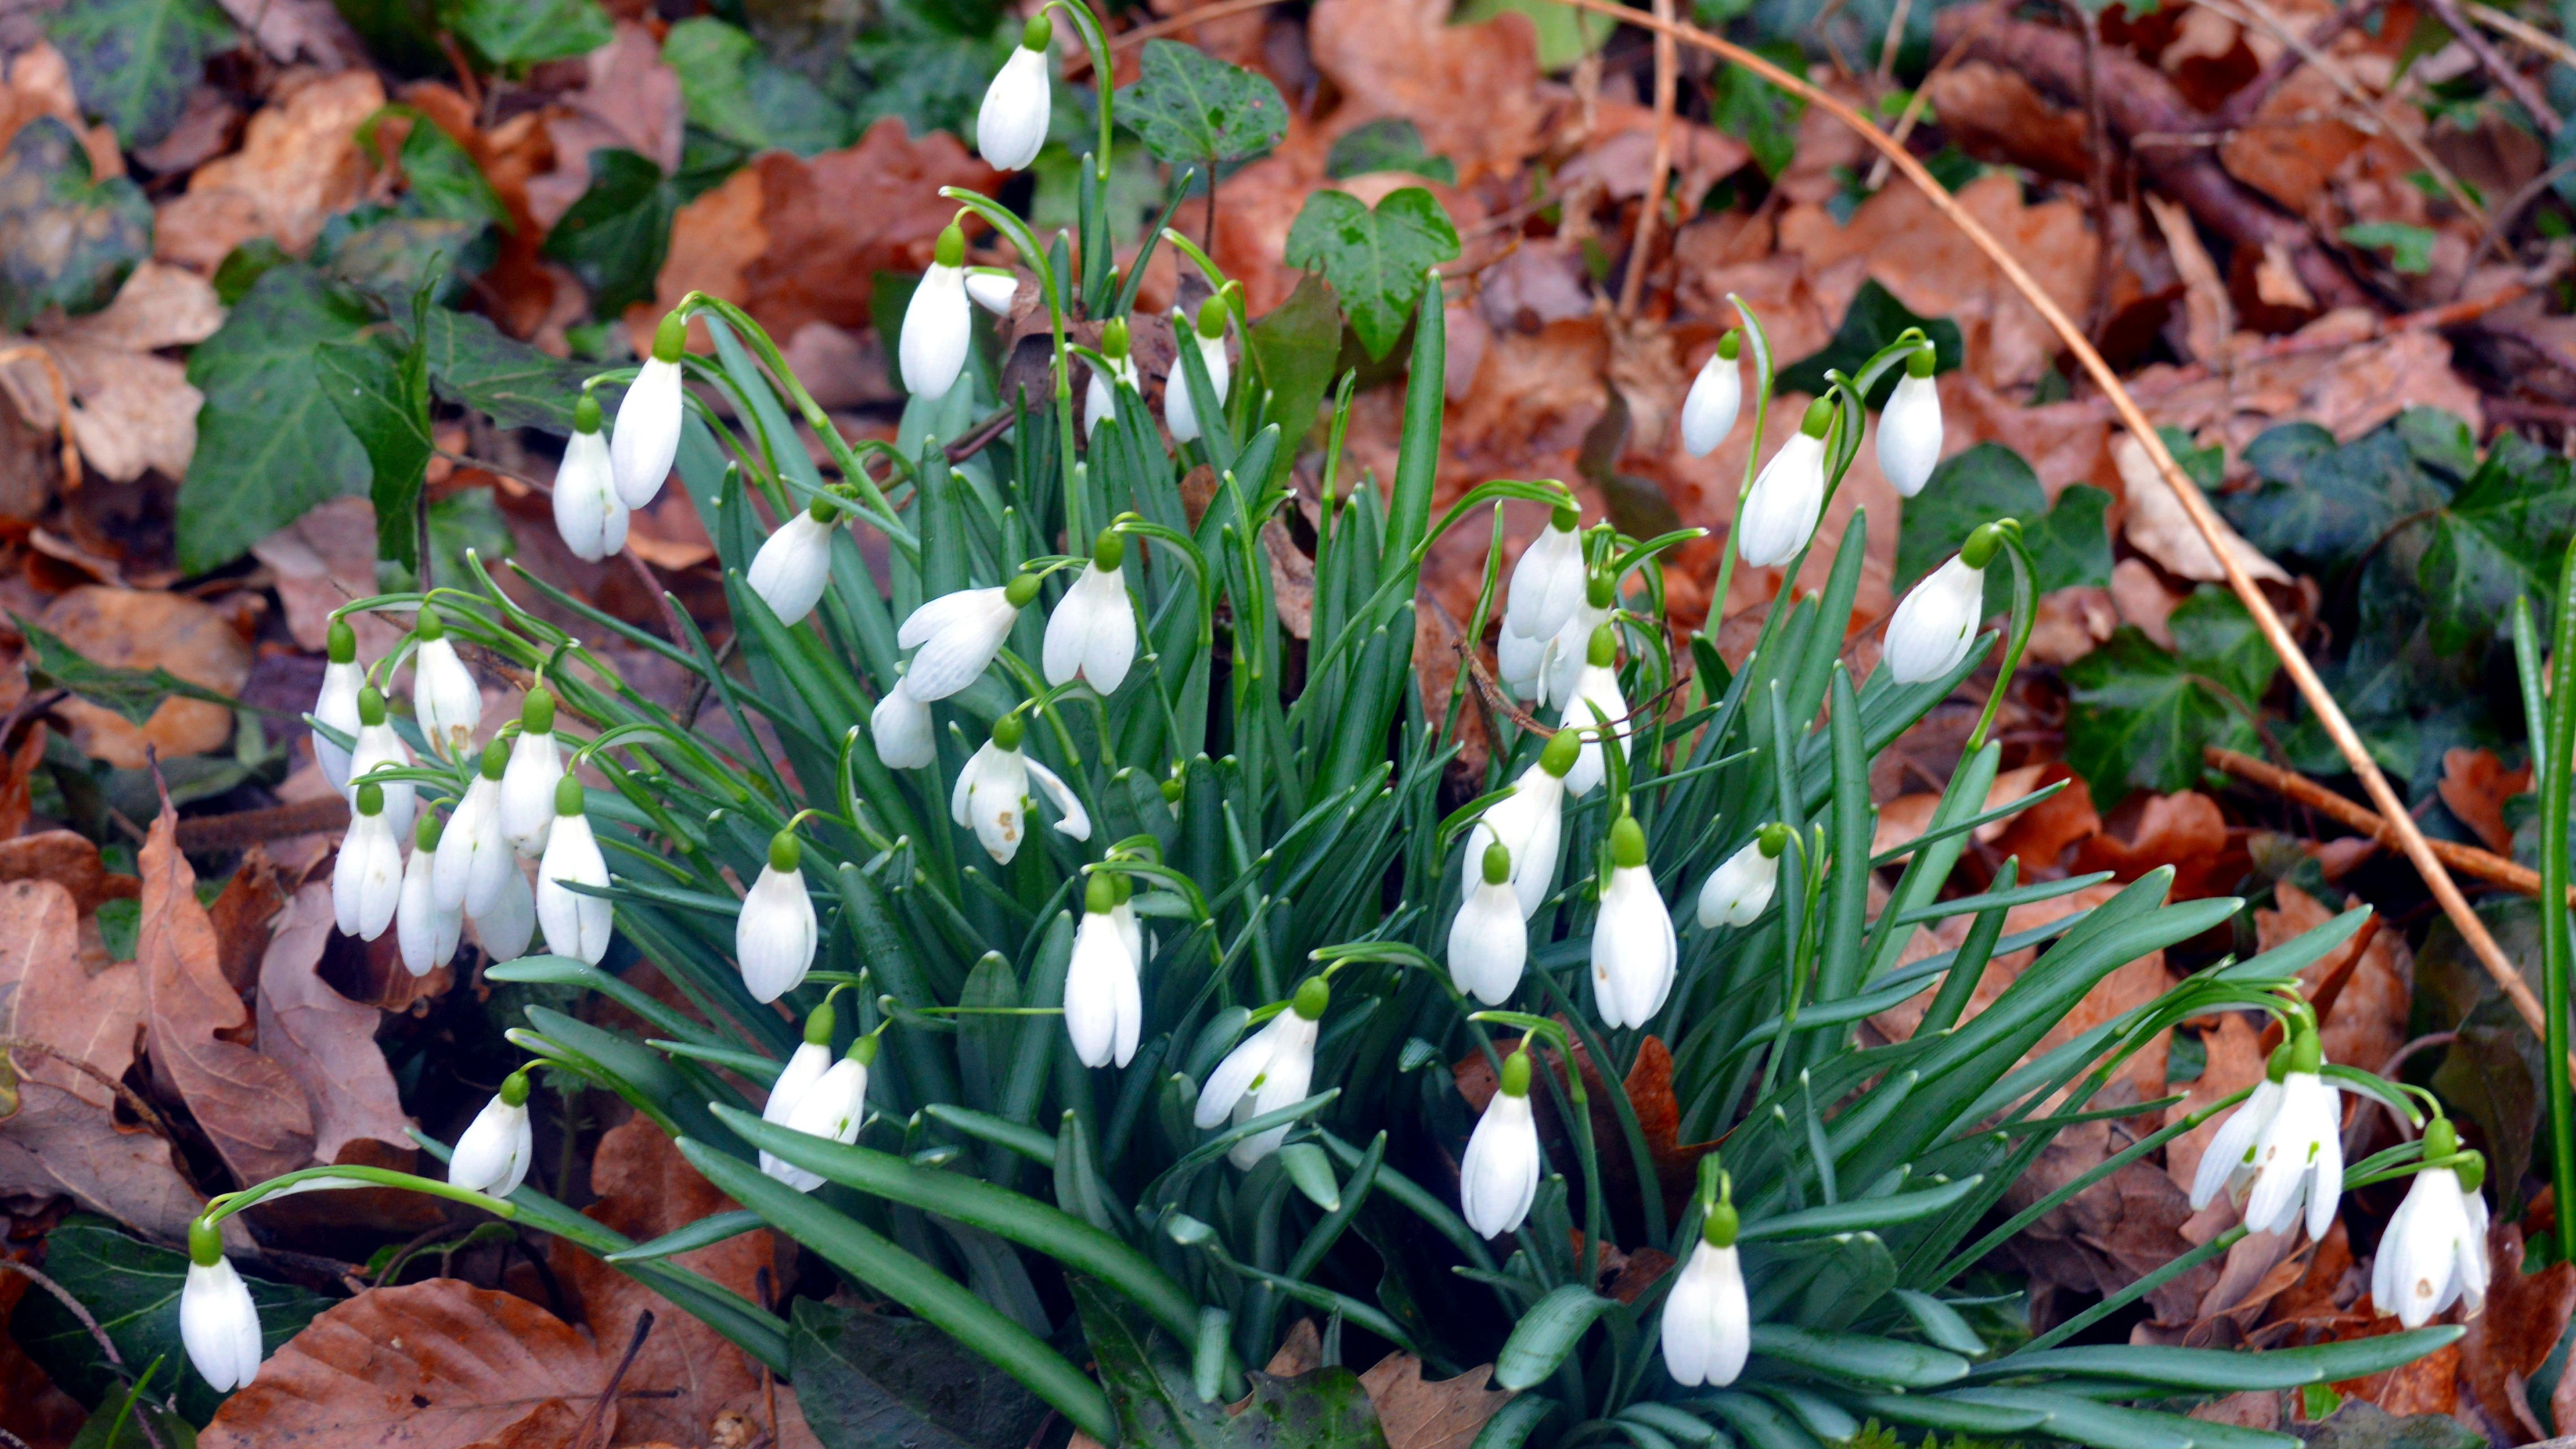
[1736,1177,1984,1242]
[1746,1325,1969,1388]
[1981,1328,2463,1391]
[1493,1285,1614,1391]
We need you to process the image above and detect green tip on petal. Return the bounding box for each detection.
[480,737,511,780]
[1291,975,1331,1021]
[415,813,443,851]
[189,1214,223,1267]
[1799,398,1833,438]
[1085,871,1118,915]
[804,998,838,1046]
[992,712,1026,751]
[1499,1049,1532,1097]
[356,781,384,816]
[1004,573,1042,608]
[1550,502,1579,533]
[500,1068,533,1107]
[1093,528,1125,571]
[1102,316,1130,358]
[852,1033,880,1066]
[358,685,386,726]
[1960,521,2008,570]
[651,310,688,363]
[1717,329,1741,361]
[1757,823,1790,858]
[414,606,444,641]
[1539,728,1581,778]
[1195,294,1228,339]
[1610,815,1647,869]
[2424,1116,2459,1160]
[1022,12,1052,48]
[935,224,967,270]
[1906,343,1937,379]
[1701,1199,1739,1248]
[554,775,585,818]
[1586,623,1617,668]
[1481,841,1511,885]
[573,393,603,434]
[769,830,802,873]
[327,617,357,663]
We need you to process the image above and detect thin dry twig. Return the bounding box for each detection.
[1617,0,1680,319]
[2469,1,2576,74]
[578,1309,657,1449]
[2065,0,2118,342]
[2424,0,2562,134]
[1552,0,2560,1058]
[2206,746,2566,904]
[1862,5,1998,190]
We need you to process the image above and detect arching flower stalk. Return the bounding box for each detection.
[1195,977,1328,1168]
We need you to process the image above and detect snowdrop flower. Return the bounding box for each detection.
[1498,506,1586,694]
[1592,815,1678,1029]
[333,782,402,941]
[1680,329,1743,457]
[611,311,687,508]
[313,617,363,793]
[1464,731,1579,920]
[1065,873,1142,1068]
[398,814,462,976]
[449,1068,534,1197]
[747,496,841,626]
[2373,1118,2489,1328]
[737,828,818,1003]
[953,713,1091,864]
[2242,1024,2343,1242]
[435,739,511,916]
[1737,400,1830,568]
[779,1035,877,1191]
[871,678,936,770]
[1876,345,1943,498]
[1084,317,1139,434]
[967,268,1020,315]
[472,862,537,963]
[1531,572,1615,709]
[1696,826,1787,930]
[411,606,482,761]
[499,687,564,858]
[1165,296,1232,443]
[1195,976,1328,1168]
[901,225,973,401]
[180,1216,262,1393]
[1556,625,1630,798]
[1460,1048,1542,1237]
[761,1000,840,1186]
[1662,1191,1750,1387]
[2190,1049,2288,1212]
[897,574,1037,700]
[537,775,613,964]
[1885,524,2003,686]
[977,16,1053,171]
[1448,842,1528,1005]
[347,686,416,840]
[1044,531,1137,693]
[553,393,628,561]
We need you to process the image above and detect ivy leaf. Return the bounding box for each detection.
[449,0,612,67]
[1894,442,2110,609]
[2414,429,2576,652]
[1283,186,1458,360]
[2167,586,2278,706]
[317,293,435,573]
[540,148,676,317]
[848,0,1016,142]
[1711,40,1807,178]
[788,1297,1050,1449]
[1777,279,1962,403]
[0,117,151,331]
[14,615,246,724]
[663,16,848,156]
[369,106,513,229]
[1326,119,1456,184]
[2341,221,2436,275]
[46,0,233,148]
[2221,423,2441,578]
[2062,588,2271,799]
[413,303,594,433]
[1117,40,1287,167]
[176,263,373,575]
[1248,273,1344,456]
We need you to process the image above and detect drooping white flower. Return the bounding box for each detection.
[435,739,513,917]
[1165,297,1233,443]
[737,830,818,1004]
[347,686,416,841]
[871,678,937,769]
[471,861,537,963]
[554,394,629,561]
[967,268,1021,315]
[1680,331,1743,457]
[1464,731,1579,920]
[1662,1202,1750,1387]
[952,716,1091,865]
[1044,534,1137,694]
[2191,1070,2285,1211]
[449,1069,534,1197]
[398,815,463,976]
[896,576,1034,700]
[1499,508,1587,694]
[498,688,564,858]
[2373,1119,2489,1328]
[1525,575,1613,709]
[1084,317,1140,434]
[536,775,613,965]
[778,1038,877,1191]
[411,608,482,761]
[1885,549,1989,686]
[761,1004,839,1187]
[1556,625,1630,798]
[977,19,1053,171]
[1194,977,1328,1168]
[1064,874,1142,1068]
[1591,815,1678,1029]
[1460,1051,1542,1238]
[901,225,973,401]
[333,782,403,942]
[1696,829,1784,930]
[313,618,363,793]
[2242,1027,2343,1242]
[180,1216,263,1393]
[1448,841,1528,1005]
[1737,402,1830,568]
[611,313,687,508]
[1876,350,1943,498]
[747,499,841,626]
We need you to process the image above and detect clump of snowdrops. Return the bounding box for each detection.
[186,23,2479,1446]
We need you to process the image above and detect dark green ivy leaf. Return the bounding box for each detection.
[1246,272,1343,455]
[317,292,435,572]
[1893,442,2110,607]
[2414,429,2576,653]
[46,0,233,149]
[664,17,849,156]
[1777,279,1962,404]
[1283,186,1458,361]
[0,117,151,331]
[2062,588,2271,799]
[449,0,614,67]
[1324,118,1456,184]
[1711,40,1807,178]
[370,106,513,230]
[847,0,1017,143]
[1117,40,1287,167]
[540,148,676,317]
[2221,422,2440,578]
[790,1297,1050,1449]
[413,304,595,433]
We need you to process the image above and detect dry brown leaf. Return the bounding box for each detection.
[199,1278,612,1448]
[2071,790,2245,902]
[2110,556,2185,648]
[1990,764,2106,873]
[527,21,685,228]
[0,828,139,914]
[1358,1354,1513,1449]
[1307,0,1546,184]
[156,68,386,271]
[1923,60,2090,182]
[2123,325,2483,456]
[251,496,399,657]
[2255,881,2408,1072]
[0,262,221,484]
[2220,64,2372,216]
[2145,193,2233,365]
[139,792,316,1185]
[2436,745,2528,855]
[1872,763,2049,861]
[207,843,285,996]
[2000,1092,2213,1329]
[2456,1220,2568,1438]
[0,45,121,177]
[2114,433,2292,586]
[34,586,251,767]
[256,883,413,1166]
[214,0,367,68]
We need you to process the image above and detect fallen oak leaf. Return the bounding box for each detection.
[256,883,414,1167]
[1356,1352,1514,1449]
[2436,745,2528,857]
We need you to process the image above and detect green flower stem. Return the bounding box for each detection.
[1044,0,1116,182]
[2542,533,2575,1261]
[209,1166,518,1224]
[1965,530,2039,753]
[943,189,1088,545]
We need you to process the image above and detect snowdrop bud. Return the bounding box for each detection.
[500,686,564,857]
[349,686,416,840]
[449,1068,535,1197]
[1695,825,1785,930]
[411,607,482,761]
[748,497,841,626]
[1085,317,1138,434]
[1591,815,1678,1028]
[1558,623,1629,798]
[2373,1117,2490,1328]
[537,774,614,964]
[1065,872,1142,1067]
[471,861,537,963]
[180,1216,263,1393]
[897,577,1034,700]
[610,312,688,508]
[738,830,818,1003]
[1876,346,1943,498]
[1501,504,1586,684]
[780,1034,876,1189]
[1680,329,1743,457]
[1448,842,1528,1004]
[398,814,462,976]
[1194,977,1327,1168]
[2243,1024,2343,1242]
[1736,400,1830,568]
[967,268,1020,314]
[435,739,512,916]
[871,678,936,769]
[1884,533,1996,686]
[1044,531,1138,693]
[334,782,403,941]
[977,16,1053,171]
[1662,1198,1749,1387]
[761,1002,839,1185]
[901,226,973,401]
[555,394,628,561]
[1166,296,1233,443]
[1460,1049,1542,1237]
[313,618,363,792]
